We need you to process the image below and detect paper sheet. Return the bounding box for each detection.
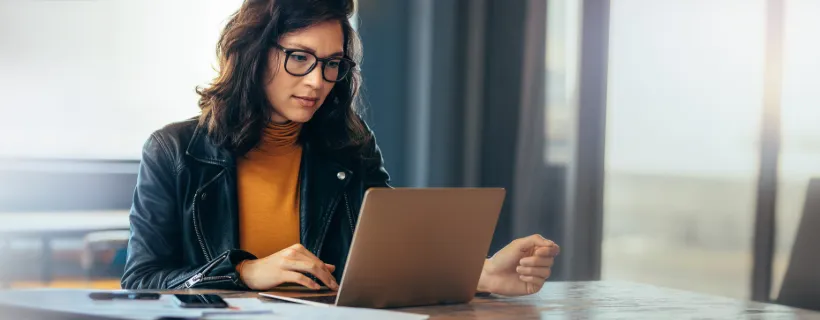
[0,289,429,320]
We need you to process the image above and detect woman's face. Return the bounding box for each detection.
[265,20,344,124]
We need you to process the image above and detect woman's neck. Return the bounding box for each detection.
[255,121,302,154]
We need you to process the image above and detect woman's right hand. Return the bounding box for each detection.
[238,244,339,291]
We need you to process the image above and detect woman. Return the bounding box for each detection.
[121,0,559,296]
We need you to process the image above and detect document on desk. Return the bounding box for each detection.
[0,289,429,320]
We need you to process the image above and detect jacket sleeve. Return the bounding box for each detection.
[120,132,255,290]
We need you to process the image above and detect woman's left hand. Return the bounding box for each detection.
[477,234,560,296]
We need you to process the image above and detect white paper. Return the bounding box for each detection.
[0,289,429,320]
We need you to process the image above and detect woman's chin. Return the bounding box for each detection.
[282,110,316,123]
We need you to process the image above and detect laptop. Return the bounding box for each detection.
[776,179,820,311]
[259,187,505,308]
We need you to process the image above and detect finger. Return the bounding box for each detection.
[522,277,544,295]
[281,246,338,289]
[534,246,559,258]
[516,234,555,251]
[291,249,337,288]
[289,260,338,290]
[516,266,552,279]
[282,270,322,290]
[284,259,339,290]
[519,275,546,287]
[519,255,554,268]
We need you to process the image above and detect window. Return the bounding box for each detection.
[602,0,766,299]
[0,0,244,160]
[543,0,580,165]
[772,0,820,299]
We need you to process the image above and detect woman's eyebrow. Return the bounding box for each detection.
[283,43,344,58]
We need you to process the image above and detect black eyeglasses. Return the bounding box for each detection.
[274,44,356,82]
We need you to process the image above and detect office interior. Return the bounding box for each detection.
[0,0,818,312]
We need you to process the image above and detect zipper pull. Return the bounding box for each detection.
[184,273,203,288]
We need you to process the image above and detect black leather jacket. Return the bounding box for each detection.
[120,118,390,290]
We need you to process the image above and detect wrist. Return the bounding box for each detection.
[237,259,258,290]
[476,259,494,293]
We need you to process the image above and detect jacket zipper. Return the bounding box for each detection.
[314,189,347,257]
[191,169,227,262]
[184,274,232,289]
[344,193,354,235]
[192,189,212,262]
[181,252,231,288]
[181,168,232,289]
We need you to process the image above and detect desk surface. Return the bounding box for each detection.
[2,281,817,319]
[394,281,820,319]
[0,211,130,238]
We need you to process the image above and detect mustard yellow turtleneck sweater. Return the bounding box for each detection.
[237,121,303,259]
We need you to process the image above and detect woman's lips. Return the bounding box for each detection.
[293,96,318,108]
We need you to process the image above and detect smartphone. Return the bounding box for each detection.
[172,294,229,308]
[89,292,161,301]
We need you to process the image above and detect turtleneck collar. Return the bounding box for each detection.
[256,121,303,155]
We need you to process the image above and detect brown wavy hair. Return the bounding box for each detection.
[196,0,368,156]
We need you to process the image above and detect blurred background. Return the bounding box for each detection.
[0,0,818,307]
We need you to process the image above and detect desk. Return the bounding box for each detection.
[0,211,131,284]
[0,281,818,319]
